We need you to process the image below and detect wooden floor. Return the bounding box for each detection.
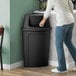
[0,66,76,76]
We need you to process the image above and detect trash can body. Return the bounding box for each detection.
[22,13,51,67]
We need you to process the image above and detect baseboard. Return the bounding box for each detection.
[0,64,10,70]
[0,60,75,70]
[49,60,58,67]
[67,62,75,69]
[10,60,24,69]
[0,61,24,70]
[49,60,75,69]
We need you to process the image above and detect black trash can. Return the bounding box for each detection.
[22,13,51,67]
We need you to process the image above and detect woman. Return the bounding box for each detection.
[39,0,76,73]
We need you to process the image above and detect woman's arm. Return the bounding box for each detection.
[44,0,55,19]
[39,0,55,27]
[68,0,74,14]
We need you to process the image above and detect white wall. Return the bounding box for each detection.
[0,0,10,64]
[0,0,10,25]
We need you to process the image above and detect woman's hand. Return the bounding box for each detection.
[39,18,47,27]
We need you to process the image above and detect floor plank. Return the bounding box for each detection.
[0,66,76,76]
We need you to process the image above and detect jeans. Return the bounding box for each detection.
[56,23,76,71]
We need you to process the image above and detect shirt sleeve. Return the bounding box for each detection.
[68,0,74,14]
[44,0,55,19]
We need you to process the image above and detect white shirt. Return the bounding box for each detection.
[44,0,74,26]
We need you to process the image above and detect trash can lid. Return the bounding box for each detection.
[22,27,51,32]
[22,13,51,31]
